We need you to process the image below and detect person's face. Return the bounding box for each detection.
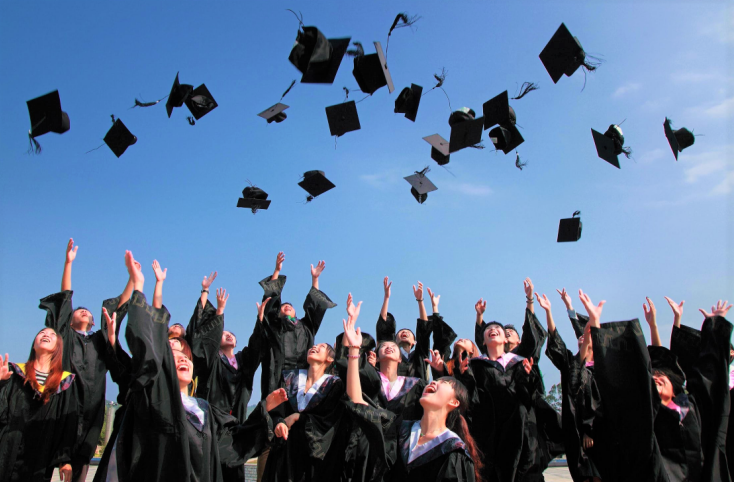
[454,339,475,357]
[221,331,236,349]
[396,329,415,346]
[173,350,194,385]
[34,328,58,353]
[505,329,520,346]
[280,304,296,318]
[484,324,507,347]
[378,341,402,362]
[169,339,183,352]
[71,308,93,331]
[653,374,675,401]
[420,379,460,411]
[306,343,334,366]
[168,325,185,338]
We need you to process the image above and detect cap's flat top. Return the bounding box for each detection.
[591,128,620,168]
[258,103,289,119]
[298,171,336,197]
[27,90,66,136]
[557,216,582,242]
[482,91,510,130]
[449,116,485,153]
[539,23,578,84]
[374,41,395,94]
[325,100,361,137]
[237,198,272,210]
[501,123,525,154]
[104,119,136,158]
[404,172,438,194]
[663,118,679,160]
[301,36,352,84]
[423,134,450,156]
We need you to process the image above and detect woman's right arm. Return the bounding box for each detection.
[343,295,366,405]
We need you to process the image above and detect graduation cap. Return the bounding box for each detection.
[404,167,437,204]
[557,210,582,242]
[298,170,335,200]
[394,84,423,122]
[483,91,526,154]
[591,125,631,169]
[185,84,218,120]
[102,118,137,158]
[237,185,271,213]
[325,101,361,137]
[423,134,450,166]
[647,346,686,384]
[448,108,484,153]
[351,41,395,95]
[664,118,695,160]
[489,124,525,154]
[166,72,194,118]
[258,103,289,124]
[539,23,598,84]
[289,26,351,84]
[26,90,70,153]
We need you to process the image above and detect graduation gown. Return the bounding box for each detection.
[258,275,336,400]
[546,327,604,482]
[430,313,458,380]
[670,316,733,482]
[589,319,668,482]
[0,364,77,482]
[38,291,129,465]
[186,298,264,421]
[263,369,346,482]
[344,401,476,482]
[654,391,703,482]
[376,313,432,380]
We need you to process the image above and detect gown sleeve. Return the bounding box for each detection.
[259,275,286,324]
[670,323,703,380]
[437,451,476,482]
[99,295,130,369]
[377,312,397,342]
[475,320,487,356]
[185,298,224,384]
[514,309,548,361]
[342,399,398,471]
[300,287,336,338]
[219,400,277,466]
[411,316,433,380]
[545,328,570,372]
[39,290,75,371]
[431,313,457,379]
[124,291,171,391]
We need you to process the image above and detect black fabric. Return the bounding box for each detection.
[430,313,457,380]
[654,392,703,482]
[375,313,432,380]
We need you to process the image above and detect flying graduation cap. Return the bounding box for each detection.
[26,90,70,153]
[394,84,423,122]
[325,100,361,137]
[539,23,599,84]
[404,167,437,204]
[483,91,525,154]
[104,117,137,158]
[258,80,297,124]
[557,211,582,242]
[298,170,335,201]
[591,124,631,169]
[166,72,194,117]
[448,108,484,153]
[664,118,695,160]
[288,23,351,84]
[237,185,271,213]
[350,41,395,95]
[423,134,450,165]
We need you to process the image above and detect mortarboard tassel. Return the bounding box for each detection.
[286,9,304,29]
[385,12,421,58]
[515,152,527,170]
[187,116,196,126]
[511,82,540,100]
[111,115,116,124]
[131,95,168,109]
[280,80,297,101]
[28,132,42,155]
[422,68,452,113]
[346,42,365,58]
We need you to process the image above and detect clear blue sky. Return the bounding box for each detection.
[1,2,732,401]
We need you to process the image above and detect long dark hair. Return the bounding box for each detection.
[439,376,484,482]
[25,328,65,404]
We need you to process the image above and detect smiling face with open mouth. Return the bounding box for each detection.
[221,331,236,349]
[420,379,459,411]
[71,308,94,331]
[306,343,334,366]
[280,303,296,319]
[652,373,674,402]
[34,328,59,353]
[396,329,415,347]
[483,323,507,347]
[377,341,401,363]
[173,351,194,385]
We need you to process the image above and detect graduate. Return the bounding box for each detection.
[375,278,433,380]
[0,329,78,482]
[342,295,481,482]
[105,251,285,482]
[38,239,133,482]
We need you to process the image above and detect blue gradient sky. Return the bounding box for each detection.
[1,1,732,401]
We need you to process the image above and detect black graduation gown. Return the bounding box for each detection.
[258,275,336,400]
[263,369,346,482]
[546,327,604,482]
[654,392,703,482]
[430,313,458,380]
[0,364,78,482]
[38,290,129,466]
[376,313,432,380]
[344,401,476,482]
[670,316,733,482]
[187,298,264,421]
[456,354,538,482]
[589,319,668,482]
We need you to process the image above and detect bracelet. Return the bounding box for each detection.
[347,354,360,359]
[201,289,209,294]
[526,298,534,303]
[416,298,423,302]
[348,345,361,350]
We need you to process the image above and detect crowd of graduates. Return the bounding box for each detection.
[0,239,732,482]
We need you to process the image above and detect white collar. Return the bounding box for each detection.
[400,347,411,359]
[74,329,89,336]
[407,421,459,464]
[180,393,205,426]
[296,369,332,412]
[379,372,406,401]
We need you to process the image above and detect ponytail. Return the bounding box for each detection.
[439,376,484,482]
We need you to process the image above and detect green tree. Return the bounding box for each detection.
[543,383,562,412]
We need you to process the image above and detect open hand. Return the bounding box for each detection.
[699,300,732,319]
[523,278,534,299]
[152,260,167,282]
[522,357,534,375]
[535,293,551,312]
[65,238,78,263]
[202,271,217,291]
[342,314,363,349]
[0,354,10,381]
[475,298,487,315]
[265,388,287,411]
[557,288,572,310]
[346,293,362,320]
[413,282,424,301]
[579,290,605,326]
[424,349,445,372]
[256,297,271,322]
[643,298,656,326]
[275,252,285,272]
[428,287,440,311]
[383,276,392,299]
[216,288,229,315]
[311,260,326,278]
[103,308,117,345]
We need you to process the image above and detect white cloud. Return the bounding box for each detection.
[700,12,734,44]
[443,181,493,197]
[712,171,734,195]
[637,148,666,164]
[612,82,641,98]
[359,169,403,189]
[704,96,734,118]
[679,146,733,186]
[671,72,720,83]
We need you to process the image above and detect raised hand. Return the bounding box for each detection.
[257,297,271,322]
[103,308,117,347]
[424,349,445,373]
[275,252,285,272]
[265,388,288,411]
[557,288,573,310]
[274,423,289,440]
[699,300,732,319]
[664,297,684,327]
[475,298,487,315]
[367,351,377,366]
[522,357,534,375]
[523,278,534,299]
[342,314,363,348]
[578,289,605,326]
[427,287,440,312]
[535,293,552,312]
[152,260,167,282]
[0,354,10,381]
[413,281,424,301]
[65,238,78,263]
[125,251,144,290]
[643,298,657,326]
[346,293,362,321]
[311,260,326,278]
[216,288,229,315]
[202,271,217,291]
[383,276,392,299]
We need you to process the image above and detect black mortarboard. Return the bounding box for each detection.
[394,84,423,122]
[352,41,395,95]
[423,134,450,165]
[104,119,137,158]
[557,211,582,242]
[664,118,695,161]
[298,170,336,198]
[258,103,289,124]
[504,324,518,332]
[539,23,592,84]
[289,27,351,84]
[166,73,194,118]
[448,109,484,153]
[27,90,70,139]
[404,168,437,204]
[483,91,514,130]
[237,186,271,213]
[325,101,361,137]
[489,124,525,154]
[591,125,631,168]
[185,84,218,120]
[647,345,686,383]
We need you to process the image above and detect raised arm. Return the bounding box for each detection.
[151,260,167,309]
[199,271,217,307]
[301,260,336,336]
[643,297,662,346]
[524,278,535,314]
[536,293,556,334]
[664,296,685,346]
[475,298,487,355]
[578,289,604,329]
[380,276,391,321]
[311,259,325,291]
[343,295,366,405]
[414,281,427,321]
[61,238,77,292]
[271,251,284,281]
